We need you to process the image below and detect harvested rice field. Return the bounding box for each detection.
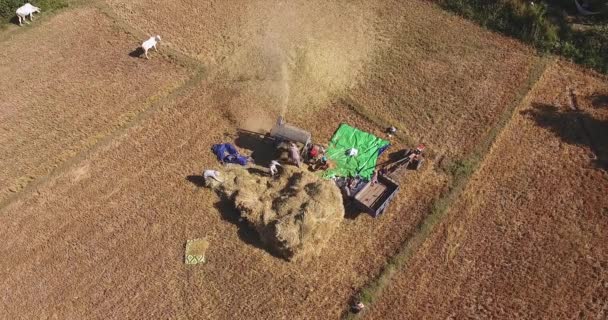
[104,0,538,158]
[347,0,538,159]
[0,7,190,203]
[1,0,606,319]
[366,62,608,319]
[0,80,445,319]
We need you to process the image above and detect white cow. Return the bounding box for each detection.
[16,3,40,26]
[141,35,161,59]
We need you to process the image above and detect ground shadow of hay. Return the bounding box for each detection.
[344,201,364,220]
[186,175,205,187]
[129,47,145,58]
[185,174,284,259]
[247,167,269,177]
[591,93,608,109]
[234,130,276,167]
[213,197,288,261]
[521,103,608,171]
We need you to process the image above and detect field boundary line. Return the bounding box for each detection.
[342,54,554,319]
[0,68,207,212]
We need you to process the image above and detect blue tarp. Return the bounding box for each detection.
[212,143,249,165]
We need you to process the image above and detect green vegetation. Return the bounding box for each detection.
[1,0,67,24]
[438,0,608,73]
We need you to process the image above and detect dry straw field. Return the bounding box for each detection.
[0,0,606,319]
[367,62,608,319]
[0,7,190,203]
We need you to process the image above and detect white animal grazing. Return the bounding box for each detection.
[141,35,161,59]
[16,3,41,26]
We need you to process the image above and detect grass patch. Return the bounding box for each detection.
[0,0,67,25]
[437,0,608,73]
[342,55,551,319]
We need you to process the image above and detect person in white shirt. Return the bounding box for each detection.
[289,143,301,167]
[203,170,222,183]
[269,160,282,177]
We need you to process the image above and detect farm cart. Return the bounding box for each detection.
[352,174,400,217]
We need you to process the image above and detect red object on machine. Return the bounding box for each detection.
[309,145,320,158]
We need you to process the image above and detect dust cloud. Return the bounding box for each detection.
[211,0,382,124]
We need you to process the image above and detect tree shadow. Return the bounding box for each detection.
[213,197,287,261]
[521,103,608,171]
[590,93,608,109]
[234,129,277,167]
[129,47,145,58]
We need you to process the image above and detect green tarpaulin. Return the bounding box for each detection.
[323,124,389,180]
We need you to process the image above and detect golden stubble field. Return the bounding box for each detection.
[102,0,538,155]
[366,61,608,319]
[1,0,605,319]
[346,0,538,159]
[0,78,446,319]
[0,7,190,203]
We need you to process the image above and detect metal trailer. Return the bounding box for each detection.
[349,145,425,217]
[352,174,400,217]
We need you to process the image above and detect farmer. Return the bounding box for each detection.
[203,169,223,183]
[289,143,301,167]
[309,145,318,160]
[371,170,379,185]
[351,301,365,313]
[309,144,320,160]
[311,155,329,171]
[269,160,282,177]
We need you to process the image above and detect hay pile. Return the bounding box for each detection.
[208,165,344,260]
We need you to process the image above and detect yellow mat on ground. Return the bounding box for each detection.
[185,238,209,265]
